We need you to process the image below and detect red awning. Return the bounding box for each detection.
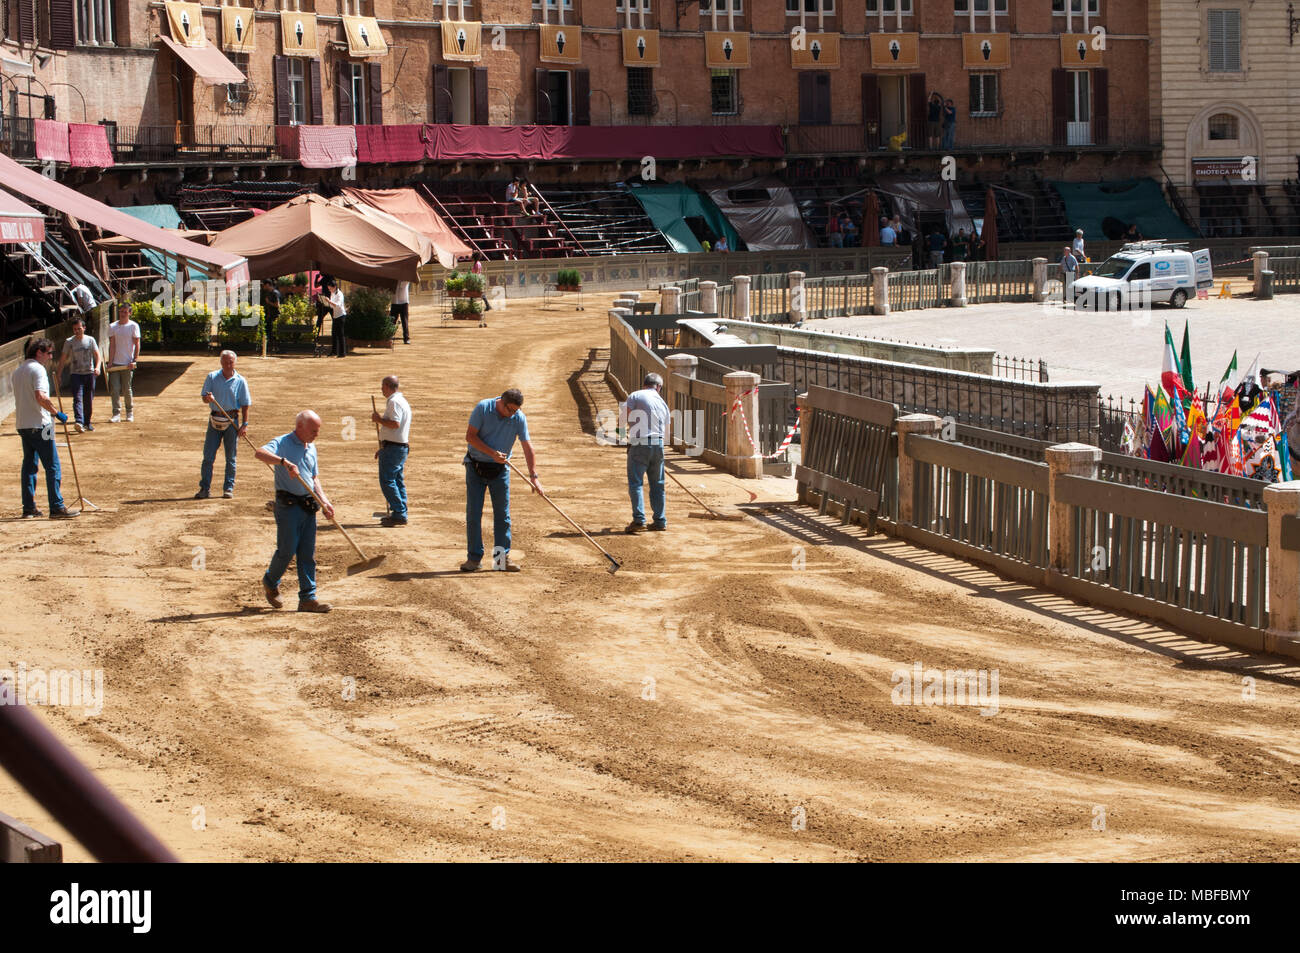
[0,187,46,243]
[0,152,247,282]
[159,35,246,85]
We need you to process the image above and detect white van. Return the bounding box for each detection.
[1073,242,1213,311]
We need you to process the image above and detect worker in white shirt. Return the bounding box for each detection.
[317,280,347,358]
[371,375,411,526]
[390,281,410,345]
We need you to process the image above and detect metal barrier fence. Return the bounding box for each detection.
[673,378,729,459]
[889,268,942,311]
[801,274,873,318]
[749,273,789,323]
[961,260,1036,303]
[1271,257,1300,293]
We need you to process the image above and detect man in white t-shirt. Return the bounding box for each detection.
[318,280,347,358]
[371,374,411,526]
[11,337,77,519]
[390,281,410,345]
[106,300,140,422]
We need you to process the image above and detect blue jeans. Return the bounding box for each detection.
[71,373,95,426]
[627,442,666,526]
[379,443,408,519]
[263,499,317,601]
[942,124,956,149]
[199,421,239,494]
[465,459,510,562]
[19,428,64,512]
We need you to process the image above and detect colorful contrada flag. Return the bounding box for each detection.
[165,2,207,48]
[221,6,255,53]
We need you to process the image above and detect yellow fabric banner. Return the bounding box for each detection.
[221,7,256,54]
[621,29,660,68]
[343,15,388,58]
[539,24,581,64]
[962,33,1010,69]
[164,2,207,48]
[705,32,750,69]
[280,11,318,57]
[791,33,840,70]
[441,21,482,62]
[1061,33,1104,67]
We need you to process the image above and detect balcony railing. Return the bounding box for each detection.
[103,124,280,163]
[787,118,1162,156]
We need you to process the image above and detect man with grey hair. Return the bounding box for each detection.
[624,371,669,533]
[371,374,411,526]
[254,411,333,612]
[196,350,251,500]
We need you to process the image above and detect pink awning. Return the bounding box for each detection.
[0,187,46,243]
[159,35,246,85]
[340,187,472,269]
[0,152,247,282]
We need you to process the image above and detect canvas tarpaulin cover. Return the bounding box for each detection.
[1050,178,1195,243]
[627,183,740,254]
[704,177,815,251]
[340,187,471,269]
[872,176,975,241]
[119,206,204,285]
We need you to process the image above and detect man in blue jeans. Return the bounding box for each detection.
[462,387,542,572]
[195,350,251,499]
[371,374,411,526]
[255,411,334,612]
[624,372,669,533]
[11,337,77,519]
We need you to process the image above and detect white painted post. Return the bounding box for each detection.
[896,414,943,525]
[1254,251,1269,290]
[661,286,681,314]
[734,274,752,321]
[1045,443,1102,574]
[700,280,718,314]
[666,354,697,452]
[871,267,890,316]
[724,370,763,479]
[950,260,968,308]
[1265,482,1300,658]
[1032,257,1048,303]
[788,271,806,323]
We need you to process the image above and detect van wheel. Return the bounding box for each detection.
[1171,289,1188,309]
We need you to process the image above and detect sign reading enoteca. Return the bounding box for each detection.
[343,15,387,57]
[280,11,318,57]
[221,6,256,54]
[962,33,1010,69]
[164,1,207,48]
[791,33,840,69]
[1192,157,1250,183]
[539,24,581,64]
[441,20,482,62]
[1060,33,1103,66]
[621,29,660,68]
[705,32,749,69]
[870,32,919,69]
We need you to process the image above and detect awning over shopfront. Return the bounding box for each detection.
[340,187,472,269]
[160,34,246,85]
[0,188,46,243]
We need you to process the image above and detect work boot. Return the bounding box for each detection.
[649,522,667,532]
[264,584,283,609]
[73,422,83,433]
[194,490,210,499]
[625,521,646,534]
[493,558,522,573]
[110,414,120,423]
[297,599,332,613]
[459,559,481,572]
[380,514,408,527]
[222,489,234,499]
[22,508,42,519]
[50,507,79,519]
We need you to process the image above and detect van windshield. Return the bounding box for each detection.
[1093,256,1135,279]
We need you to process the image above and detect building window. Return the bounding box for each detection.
[1052,0,1100,13]
[287,57,307,125]
[616,0,651,10]
[76,0,117,45]
[787,0,834,13]
[433,0,474,14]
[1207,9,1242,73]
[865,0,910,13]
[349,63,369,125]
[954,0,1007,12]
[627,66,653,116]
[711,68,738,115]
[532,0,574,8]
[969,73,998,116]
[226,52,250,106]
[700,0,742,10]
[1208,113,1238,140]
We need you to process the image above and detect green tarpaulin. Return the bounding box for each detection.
[1050,178,1195,244]
[627,183,740,254]
[120,205,203,285]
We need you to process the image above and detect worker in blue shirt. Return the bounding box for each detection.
[462,387,542,572]
[624,372,669,533]
[254,411,334,613]
[195,350,251,500]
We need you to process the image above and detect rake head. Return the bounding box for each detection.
[346,554,388,576]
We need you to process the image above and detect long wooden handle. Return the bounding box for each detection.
[371,395,382,447]
[503,457,619,566]
[664,465,711,511]
[50,372,84,512]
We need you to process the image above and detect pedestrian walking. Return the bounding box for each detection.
[942,98,957,149]
[106,299,139,423]
[472,256,493,311]
[391,281,410,344]
[12,337,77,519]
[1072,228,1087,261]
[624,372,669,534]
[928,228,947,269]
[255,411,334,613]
[462,388,541,572]
[313,271,334,337]
[195,350,251,500]
[318,279,347,358]
[951,228,970,261]
[371,375,411,526]
[1060,246,1080,304]
[55,316,101,433]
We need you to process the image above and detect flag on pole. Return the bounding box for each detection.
[1162,324,1191,399]
[1179,320,1194,394]
[1219,350,1238,385]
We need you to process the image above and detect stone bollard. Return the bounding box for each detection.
[950,261,968,308]
[788,270,806,323]
[1254,250,1269,289]
[724,371,763,479]
[1259,270,1275,300]
[1032,257,1048,303]
[661,286,681,314]
[734,275,752,321]
[623,291,642,302]
[871,267,890,316]
[1264,482,1300,657]
[896,414,943,525]
[666,354,698,453]
[700,280,718,314]
[1046,442,1102,574]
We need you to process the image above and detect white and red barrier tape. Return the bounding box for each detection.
[729,387,798,459]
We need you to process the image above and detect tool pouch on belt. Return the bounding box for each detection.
[209,411,232,431]
[466,456,506,480]
[276,489,320,514]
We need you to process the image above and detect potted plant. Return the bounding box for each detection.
[452,297,477,318]
[273,294,316,352]
[218,304,266,352]
[557,268,583,292]
[345,287,396,347]
[444,271,465,297]
[463,272,486,297]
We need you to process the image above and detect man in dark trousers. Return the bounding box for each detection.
[11,337,77,519]
[462,388,542,572]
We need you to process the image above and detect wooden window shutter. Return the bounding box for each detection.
[48,0,76,51]
[862,74,881,149]
[472,67,489,125]
[433,65,452,123]
[368,62,383,125]
[798,72,815,124]
[17,0,36,44]
[908,72,926,146]
[273,55,292,126]
[1092,68,1109,146]
[308,58,324,125]
[534,67,549,124]
[573,68,590,126]
[1050,68,1069,146]
[335,61,352,125]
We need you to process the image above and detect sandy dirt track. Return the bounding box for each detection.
[2,295,1300,862]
